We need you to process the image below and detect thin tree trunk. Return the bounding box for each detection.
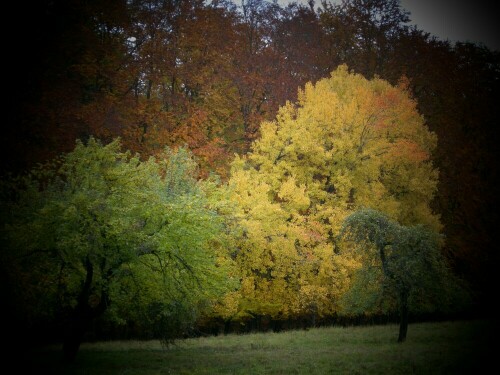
[398,289,409,343]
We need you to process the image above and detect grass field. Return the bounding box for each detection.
[25,319,494,374]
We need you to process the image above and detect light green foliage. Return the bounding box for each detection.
[0,138,233,343]
[226,65,442,323]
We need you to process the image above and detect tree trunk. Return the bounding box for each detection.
[62,257,109,362]
[398,289,409,343]
[62,311,90,362]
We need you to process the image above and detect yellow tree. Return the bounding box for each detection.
[226,65,440,325]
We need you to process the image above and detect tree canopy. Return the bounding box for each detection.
[0,138,234,360]
[225,65,441,324]
[340,208,470,342]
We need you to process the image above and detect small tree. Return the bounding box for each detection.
[0,138,232,361]
[340,208,469,342]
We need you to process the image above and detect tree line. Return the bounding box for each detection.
[1,66,469,362]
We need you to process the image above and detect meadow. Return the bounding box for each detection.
[26,319,493,374]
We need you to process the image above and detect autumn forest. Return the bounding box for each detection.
[1,0,499,363]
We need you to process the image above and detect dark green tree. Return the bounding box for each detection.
[340,208,469,342]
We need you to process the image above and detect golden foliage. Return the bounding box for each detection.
[225,65,440,321]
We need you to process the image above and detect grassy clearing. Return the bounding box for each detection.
[27,319,494,374]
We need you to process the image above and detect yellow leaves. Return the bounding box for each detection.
[241,277,256,297]
[300,82,339,126]
[298,282,329,312]
[210,291,240,320]
[277,177,310,213]
[231,158,293,227]
[275,101,297,124]
[222,64,441,323]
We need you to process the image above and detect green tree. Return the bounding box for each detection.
[340,208,469,342]
[0,138,232,361]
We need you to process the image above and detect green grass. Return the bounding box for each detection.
[27,319,494,374]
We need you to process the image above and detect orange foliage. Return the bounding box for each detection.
[388,139,430,163]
